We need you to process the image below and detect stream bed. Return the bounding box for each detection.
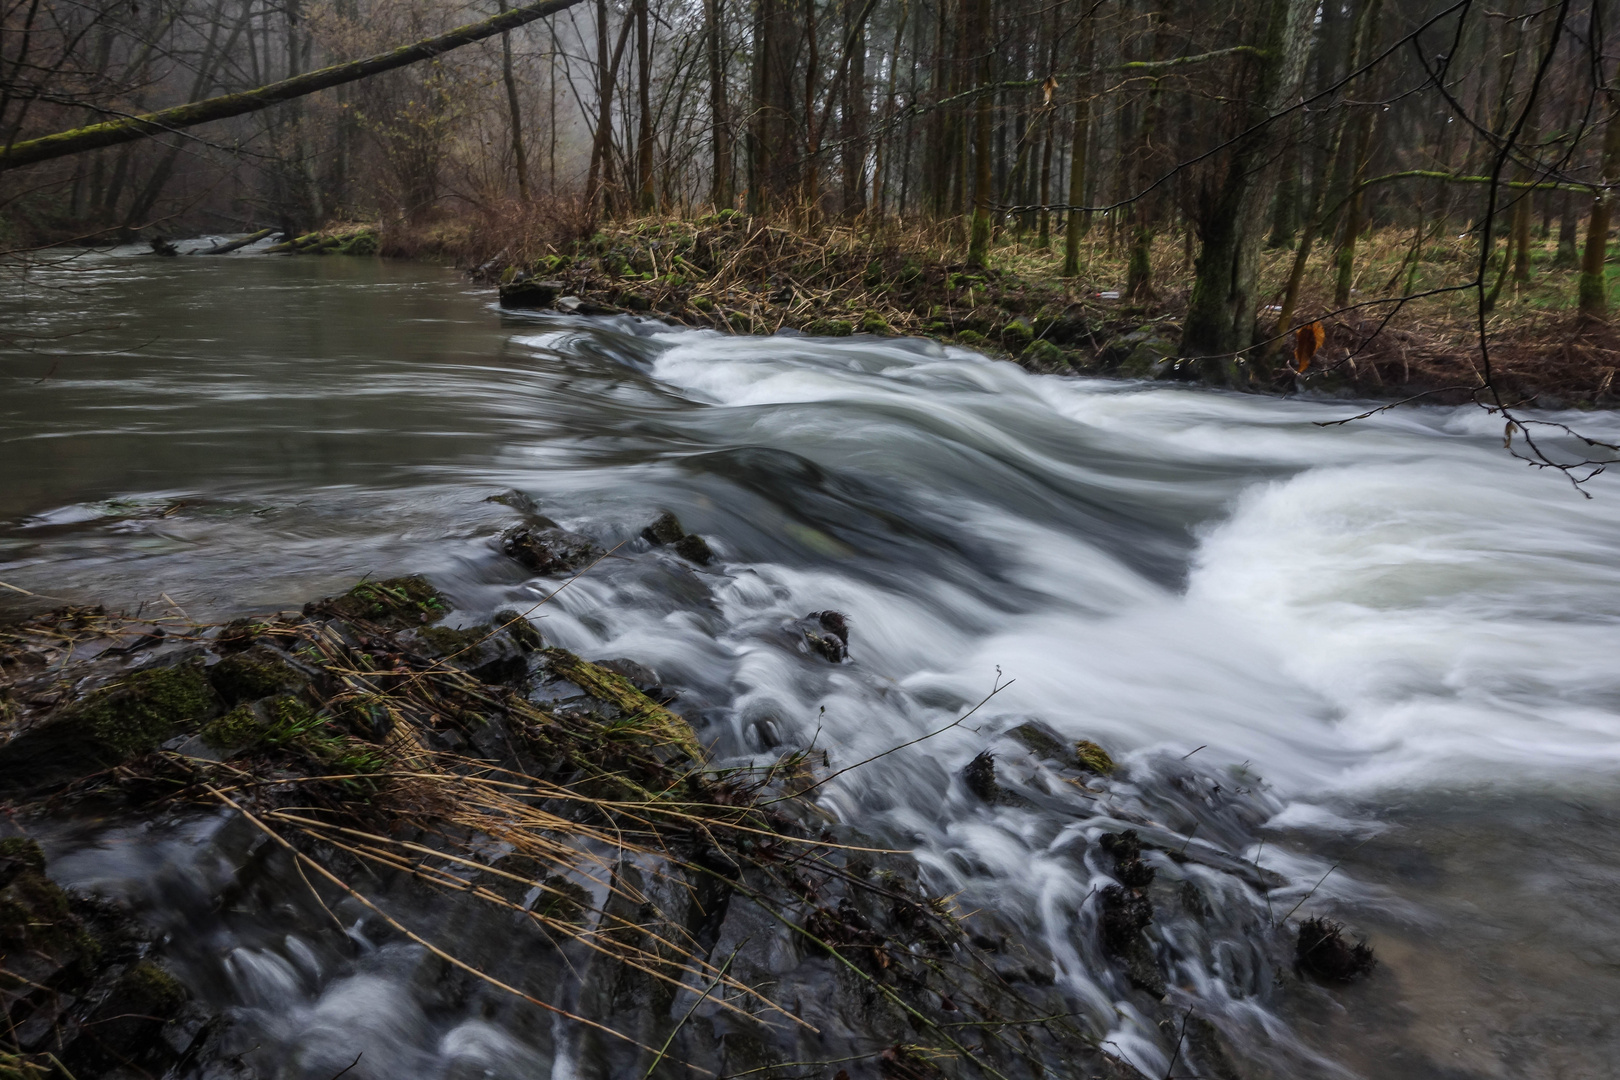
[4,250,1620,1079]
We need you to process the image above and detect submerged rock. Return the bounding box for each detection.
[1296,917,1375,982]
[499,523,603,575]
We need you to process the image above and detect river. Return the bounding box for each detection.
[3,249,1619,1079]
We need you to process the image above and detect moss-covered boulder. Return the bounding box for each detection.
[0,661,219,787]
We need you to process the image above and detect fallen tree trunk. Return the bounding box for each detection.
[0,0,584,172]
[201,228,274,254]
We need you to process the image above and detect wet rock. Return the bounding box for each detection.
[963,751,999,802]
[0,841,196,1076]
[493,608,544,652]
[672,533,714,565]
[593,657,662,695]
[797,610,849,662]
[642,510,685,546]
[499,523,603,575]
[1006,720,1070,763]
[1099,884,1164,997]
[1098,830,1164,997]
[498,277,564,309]
[1101,829,1156,889]
[641,510,715,565]
[1101,328,1179,379]
[1296,917,1375,982]
[415,623,531,686]
[961,750,1029,806]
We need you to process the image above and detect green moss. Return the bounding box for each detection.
[72,663,216,759]
[543,649,702,761]
[1076,739,1115,774]
[956,330,988,348]
[805,318,854,337]
[1001,321,1034,349]
[201,704,262,750]
[116,961,187,1017]
[321,575,448,628]
[1023,339,1072,370]
[0,838,45,873]
[859,313,891,335]
[417,623,492,658]
[208,647,299,703]
[690,295,713,311]
[336,230,378,256]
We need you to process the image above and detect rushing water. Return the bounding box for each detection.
[4,249,1620,1078]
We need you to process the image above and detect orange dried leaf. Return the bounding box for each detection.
[1294,321,1325,374]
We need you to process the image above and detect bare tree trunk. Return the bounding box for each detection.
[705,0,731,207]
[635,0,654,211]
[499,0,531,202]
[1061,7,1093,277]
[1182,0,1315,364]
[1579,60,1620,317]
[965,0,992,266]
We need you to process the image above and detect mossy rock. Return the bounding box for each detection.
[493,609,544,652]
[314,576,448,629]
[66,663,217,764]
[208,646,300,704]
[859,313,892,335]
[956,330,988,348]
[1022,339,1073,371]
[1000,320,1035,350]
[1006,721,1069,763]
[804,318,854,337]
[1076,739,1115,774]
[690,295,714,311]
[542,649,702,762]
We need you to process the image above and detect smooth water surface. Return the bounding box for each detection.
[4,250,1620,1078]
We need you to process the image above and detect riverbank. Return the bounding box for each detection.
[243,211,1620,410]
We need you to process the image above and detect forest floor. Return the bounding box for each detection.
[303,210,1620,408]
